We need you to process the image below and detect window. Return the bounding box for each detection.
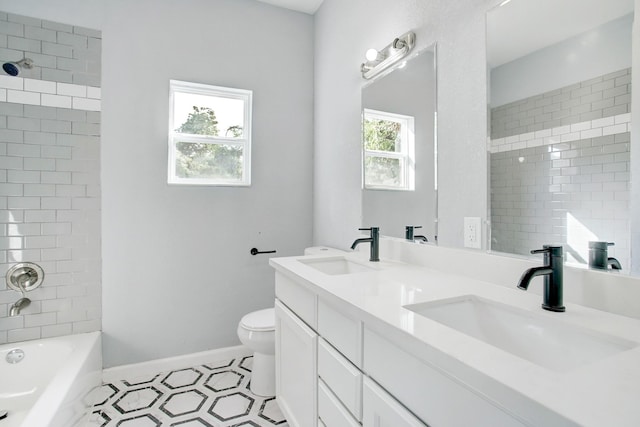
[168,80,252,186]
[363,108,415,190]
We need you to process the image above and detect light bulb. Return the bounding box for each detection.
[366,48,380,62]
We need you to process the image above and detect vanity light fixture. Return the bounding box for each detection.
[360,31,416,80]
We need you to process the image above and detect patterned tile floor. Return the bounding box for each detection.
[87,356,288,426]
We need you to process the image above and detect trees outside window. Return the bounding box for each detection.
[168,81,252,186]
[363,109,415,190]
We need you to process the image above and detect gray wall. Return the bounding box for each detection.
[314,0,491,250]
[2,0,314,367]
[99,0,313,367]
[0,12,101,344]
[490,14,633,108]
[312,0,639,270]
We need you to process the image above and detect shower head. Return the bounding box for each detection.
[2,58,34,76]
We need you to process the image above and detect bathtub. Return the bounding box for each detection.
[0,332,102,427]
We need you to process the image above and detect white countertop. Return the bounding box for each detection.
[270,250,640,427]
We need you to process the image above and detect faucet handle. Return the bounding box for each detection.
[531,245,563,255]
[589,241,615,249]
[530,248,549,255]
[358,227,379,234]
[405,225,422,230]
[531,246,564,266]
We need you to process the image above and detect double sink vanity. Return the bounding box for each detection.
[269,240,640,427]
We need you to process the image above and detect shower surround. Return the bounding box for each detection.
[0,11,102,344]
[490,68,631,268]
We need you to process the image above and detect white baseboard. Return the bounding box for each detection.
[102,345,252,383]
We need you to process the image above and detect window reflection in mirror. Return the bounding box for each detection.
[361,45,437,241]
[486,0,635,273]
[363,109,415,190]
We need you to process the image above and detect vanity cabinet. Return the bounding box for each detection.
[275,271,525,427]
[275,271,423,427]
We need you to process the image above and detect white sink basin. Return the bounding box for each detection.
[299,256,375,275]
[404,295,637,372]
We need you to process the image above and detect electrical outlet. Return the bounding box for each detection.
[464,217,482,249]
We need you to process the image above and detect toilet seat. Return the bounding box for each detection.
[240,308,275,332]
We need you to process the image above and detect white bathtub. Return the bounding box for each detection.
[0,332,102,427]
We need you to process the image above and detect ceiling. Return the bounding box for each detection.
[487,0,634,67]
[255,0,324,14]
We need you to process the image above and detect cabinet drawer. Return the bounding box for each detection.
[362,377,427,427]
[317,299,362,367]
[275,271,317,329]
[318,338,362,420]
[318,379,360,427]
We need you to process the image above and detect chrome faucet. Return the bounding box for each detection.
[588,241,622,270]
[9,297,31,316]
[405,225,428,243]
[351,227,380,262]
[517,245,565,312]
[9,277,31,316]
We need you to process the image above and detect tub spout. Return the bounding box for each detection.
[9,297,30,316]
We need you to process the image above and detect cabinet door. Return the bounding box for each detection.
[275,299,318,427]
[362,377,428,427]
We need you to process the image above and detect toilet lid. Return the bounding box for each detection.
[240,308,275,331]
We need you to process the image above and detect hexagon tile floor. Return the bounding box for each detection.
[87,356,288,426]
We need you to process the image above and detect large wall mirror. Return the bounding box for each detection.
[487,0,636,274]
[361,44,438,242]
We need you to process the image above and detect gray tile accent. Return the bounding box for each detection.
[0,11,101,85]
[491,69,631,139]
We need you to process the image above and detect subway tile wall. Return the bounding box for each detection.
[490,132,630,268]
[490,68,632,269]
[0,12,101,344]
[0,11,101,86]
[491,69,631,140]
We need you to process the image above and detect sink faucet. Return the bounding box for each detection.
[517,245,565,312]
[351,227,380,262]
[9,297,31,316]
[405,225,428,243]
[588,241,622,270]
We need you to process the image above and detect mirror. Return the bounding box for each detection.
[361,44,438,242]
[487,0,636,274]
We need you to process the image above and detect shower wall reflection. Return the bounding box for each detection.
[487,0,633,271]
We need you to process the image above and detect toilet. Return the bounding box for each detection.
[237,307,276,396]
[237,247,345,396]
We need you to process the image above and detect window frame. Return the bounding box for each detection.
[168,80,253,186]
[362,108,415,191]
